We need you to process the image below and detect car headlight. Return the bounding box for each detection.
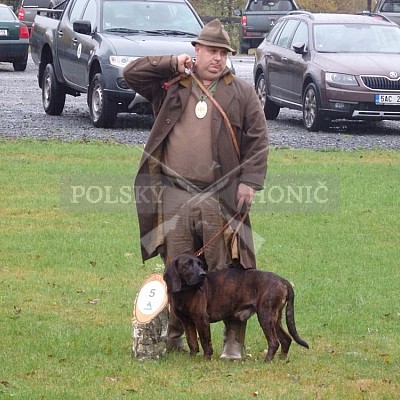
[109,56,139,68]
[325,73,358,86]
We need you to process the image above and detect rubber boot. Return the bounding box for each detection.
[166,307,185,351]
[220,319,247,360]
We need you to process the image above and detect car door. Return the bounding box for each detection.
[57,0,93,89]
[71,0,97,88]
[267,18,299,101]
[285,21,309,105]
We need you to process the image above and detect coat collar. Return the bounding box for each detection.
[179,70,234,88]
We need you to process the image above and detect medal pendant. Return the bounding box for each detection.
[195,100,207,119]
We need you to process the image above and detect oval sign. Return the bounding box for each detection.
[134,274,168,323]
[77,43,82,59]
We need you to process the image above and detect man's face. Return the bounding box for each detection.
[194,44,228,81]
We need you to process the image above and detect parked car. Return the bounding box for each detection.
[374,0,400,25]
[0,3,29,71]
[17,0,51,33]
[30,0,234,128]
[234,0,298,54]
[253,11,400,131]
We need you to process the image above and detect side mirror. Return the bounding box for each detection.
[73,20,92,35]
[293,42,306,54]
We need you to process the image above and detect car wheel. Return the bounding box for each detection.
[13,59,27,72]
[240,42,249,55]
[302,83,325,131]
[42,63,66,115]
[256,73,280,120]
[88,73,117,128]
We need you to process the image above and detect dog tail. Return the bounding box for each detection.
[285,282,309,349]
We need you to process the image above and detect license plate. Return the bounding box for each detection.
[0,29,8,36]
[375,94,400,104]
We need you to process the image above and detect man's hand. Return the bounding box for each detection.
[236,183,255,212]
[177,54,193,74]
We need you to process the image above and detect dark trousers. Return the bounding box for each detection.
[162,185,232,270]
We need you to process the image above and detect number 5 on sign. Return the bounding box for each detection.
[134,274,168,323]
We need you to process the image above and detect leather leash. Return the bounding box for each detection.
[193,209,248,258]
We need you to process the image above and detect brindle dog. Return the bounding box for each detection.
[164,254,309,362]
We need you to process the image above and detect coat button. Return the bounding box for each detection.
[166,119,171,124]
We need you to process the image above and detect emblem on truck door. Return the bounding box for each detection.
[77,43,82,59]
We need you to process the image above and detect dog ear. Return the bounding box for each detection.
[163,260,181,293]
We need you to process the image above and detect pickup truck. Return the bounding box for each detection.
[17,0,51,33]
[234,0,298,54]
[29,0,205,128]
[374,0,400,25]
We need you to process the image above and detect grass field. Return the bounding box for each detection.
[0,139,399,399]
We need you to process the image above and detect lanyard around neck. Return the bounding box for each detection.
[191,73,240,159]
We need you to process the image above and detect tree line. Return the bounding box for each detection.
[191,0,375,16]
[6,0,376,15]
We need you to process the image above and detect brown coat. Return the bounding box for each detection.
[123,55,269,268]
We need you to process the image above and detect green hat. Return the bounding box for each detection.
[192,19,237,55]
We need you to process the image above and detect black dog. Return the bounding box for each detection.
[164,254,309,362]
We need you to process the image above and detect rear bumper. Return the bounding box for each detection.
[0,40,29,61]
[240,36,264,49]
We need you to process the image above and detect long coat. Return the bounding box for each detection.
[123,55,269,268]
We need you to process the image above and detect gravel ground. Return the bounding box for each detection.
[1,56,400,151]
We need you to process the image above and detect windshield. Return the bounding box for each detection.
[22,0,50,6]
[314,23,400,53]
[0,6,15,20]
[248,0,295,12]
[102,0,202,35]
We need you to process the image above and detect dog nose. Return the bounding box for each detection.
[199,270,206,278]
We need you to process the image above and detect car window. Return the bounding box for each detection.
[266,18,285,42]
[102,0,202,34]
[69,0,90,22]
[291,21,308,50]
[248,0,296,12]
[82,0,96,21]
[0,6,15,20]
[22,0,50,7]
[381,0,400,12]
[275,19,299,47]
[314,23,400,53]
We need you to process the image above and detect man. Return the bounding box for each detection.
[123,19,268,360]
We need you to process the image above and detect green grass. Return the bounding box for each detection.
[1,139,399,399]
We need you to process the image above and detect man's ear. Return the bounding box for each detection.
[163,260,181,293]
